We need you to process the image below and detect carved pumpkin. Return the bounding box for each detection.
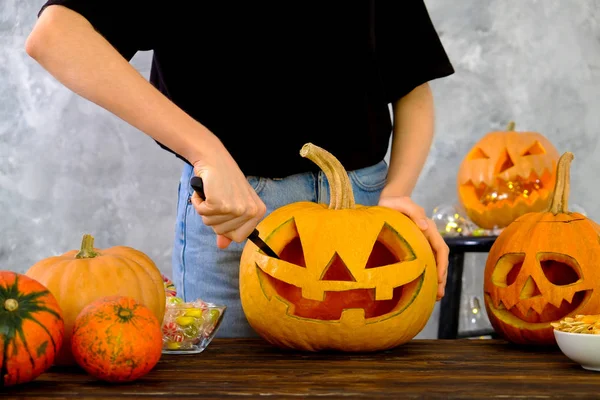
[71,296,162,382]
[484,152,600,345]
[25,234,166,365]
[457,122,560,229]
[239,143,437,352]
[0,271,64,386]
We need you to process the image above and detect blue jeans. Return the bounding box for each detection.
[171,160,388,337]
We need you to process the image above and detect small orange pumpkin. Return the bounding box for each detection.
[484,152,600,345]
[0,271,64,386]
[457,122,560,229]
[25,234,165,365]
[239,143,437,352]
[71,295,163,382]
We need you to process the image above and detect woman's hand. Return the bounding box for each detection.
[190,149,266,249]
[378,195,449,301]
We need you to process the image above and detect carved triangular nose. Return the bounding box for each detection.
[498,150,515,173]
[520,276,542,299]
[320,253,356,282]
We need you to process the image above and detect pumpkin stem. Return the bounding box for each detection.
[300,143,355,210]
[546,152,574,215]
[506,121,516,131]
[75,234,99,259]
[117,307,134,322]
[4,298,18,312]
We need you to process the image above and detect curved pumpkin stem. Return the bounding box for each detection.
[506,121,516,131]
[546,152,574,215]
[300,143,355,210]
[75,234,99,259]
[4,298,18,312]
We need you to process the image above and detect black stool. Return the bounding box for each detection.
[437,236,498,339]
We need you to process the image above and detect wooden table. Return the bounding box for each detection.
[2,338,598,399]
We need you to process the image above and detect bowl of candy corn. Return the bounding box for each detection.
[161,275,226,354]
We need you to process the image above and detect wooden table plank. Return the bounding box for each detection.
[1,338,598,399]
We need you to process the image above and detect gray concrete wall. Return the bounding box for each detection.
[2,0,599,339]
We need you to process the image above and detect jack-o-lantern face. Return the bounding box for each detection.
[457,122,560,229]
[484,152,600,345]
[256,219,425,322]
[239,144,437,352]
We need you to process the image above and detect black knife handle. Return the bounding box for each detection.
[190,176,206,200]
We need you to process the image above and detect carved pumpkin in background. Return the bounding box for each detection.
[457,122,560,229]
[239,143,438,352]
[484,152,600,345]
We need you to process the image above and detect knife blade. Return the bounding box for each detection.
[189,176,280,259]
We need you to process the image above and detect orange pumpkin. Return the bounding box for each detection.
[25,234,165,365]
[457,122,560,229]
[0,271,64,386]
[484,152,600,345]
[239,143,437,352]
[71,296,162,382]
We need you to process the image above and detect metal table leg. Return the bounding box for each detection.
[437,251,465,339]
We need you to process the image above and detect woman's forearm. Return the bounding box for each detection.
[381,82,435,198]
[25,5,221,165]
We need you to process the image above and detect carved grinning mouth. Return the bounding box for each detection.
[256,268,424,321]
[254,232,425,322]
[463,171,554,209]
[459,143,555,210]
[486,290,591,324]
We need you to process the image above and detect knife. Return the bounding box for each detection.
[189,176,280,259]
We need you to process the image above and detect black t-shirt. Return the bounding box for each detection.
[39,1,454,178]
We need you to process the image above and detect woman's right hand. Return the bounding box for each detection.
[190,148,267,249]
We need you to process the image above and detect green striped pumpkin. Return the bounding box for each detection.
[0,271,64,386]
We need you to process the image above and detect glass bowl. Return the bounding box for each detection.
[161,299,226,355]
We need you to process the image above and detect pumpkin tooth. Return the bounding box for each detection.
[501,297,519,311]
[560,290,577,305]
[495,299,507,310]
[301,287,325,302]
[530,300,546,315]
[339,308,366,323]
[514,302,531,317]
[375,285,395,301]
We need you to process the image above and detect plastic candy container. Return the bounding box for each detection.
[160,276,226,354]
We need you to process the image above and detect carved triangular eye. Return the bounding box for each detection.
[278,236,306,268]
[468,147,490,160]
[522,141,546,156]
[365,223,416,269]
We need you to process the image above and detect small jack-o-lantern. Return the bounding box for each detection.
[484,152,600,345]
[457,122,560,229]
[239,143,437,352]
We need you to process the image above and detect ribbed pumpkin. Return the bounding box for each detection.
[25,234,165,365]
[457,122,560,229]
[0,271,64,387]
[239,143,437,352]
[484,152,600,345]
[71,296,162,382]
